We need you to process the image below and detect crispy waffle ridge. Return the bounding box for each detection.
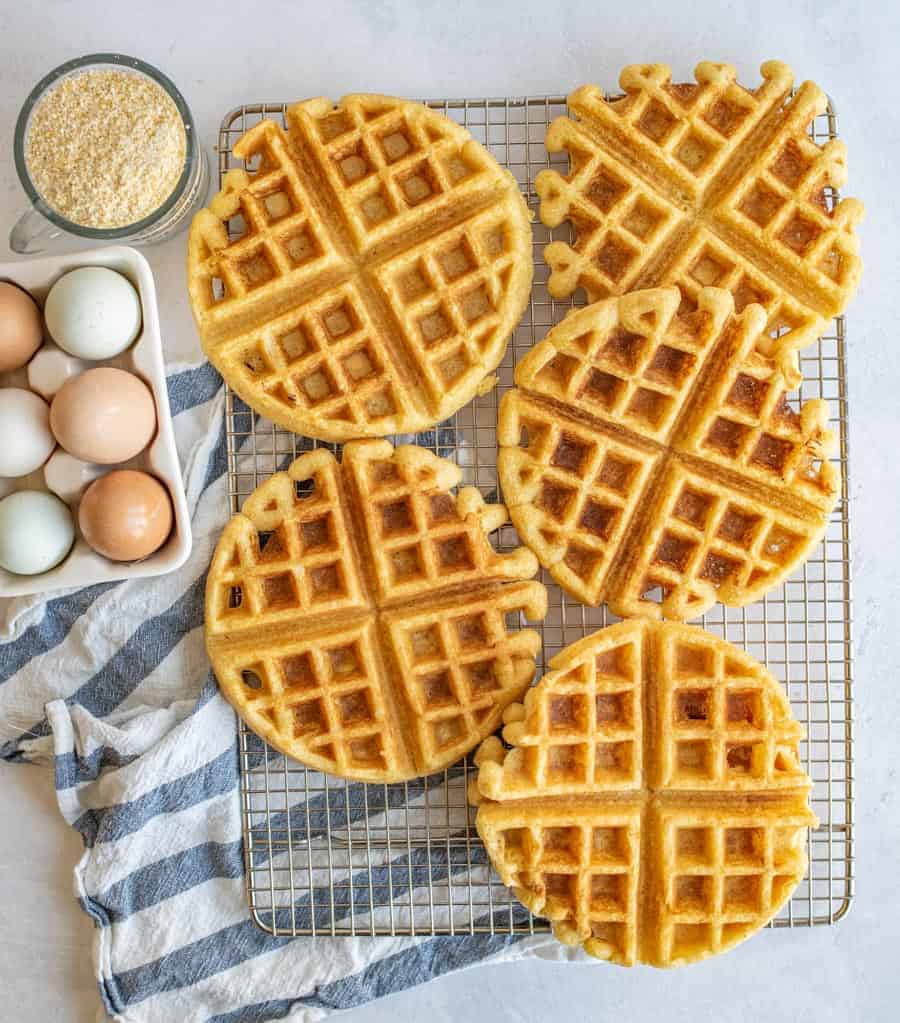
[471,620,816,967]
[536,61,862,359]
[188,95,532,441]
[498,285,838,619]
[205,440,547,781]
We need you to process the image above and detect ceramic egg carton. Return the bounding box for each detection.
[0,246,191,597]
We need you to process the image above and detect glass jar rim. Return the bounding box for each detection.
[14,52,198,240]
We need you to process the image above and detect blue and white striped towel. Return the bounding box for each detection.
[0,362,565,1022]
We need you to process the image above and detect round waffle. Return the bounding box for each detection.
[205,440,547,782]
[188,95,532,441]
[536,61,863,360]
[498,285,838,619]
[470,620,816,967]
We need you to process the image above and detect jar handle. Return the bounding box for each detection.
[9,206,64,254]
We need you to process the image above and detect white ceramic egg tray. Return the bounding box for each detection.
[0,246,191,597]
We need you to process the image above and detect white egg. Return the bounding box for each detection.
[44,266,142,360]
[0,388,56,477]
[26,343,86,400]
[0,490,74,574]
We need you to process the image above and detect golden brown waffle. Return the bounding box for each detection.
[471,620,816,967]
[536,61,862,360]
[187,96,532,441]
[206,441,547,781]
[498,286,838,619]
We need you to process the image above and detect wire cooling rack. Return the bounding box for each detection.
[219,94,853,938]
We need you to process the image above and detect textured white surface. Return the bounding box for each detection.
[0,0,898,1019]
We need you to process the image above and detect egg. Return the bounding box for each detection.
[0,388,55,477]
[44,266,142,360]
[27,344,86,400]
[0,490,74,574]
[0,282,43,372]
[50,368,156,464]
[78,470,173,562]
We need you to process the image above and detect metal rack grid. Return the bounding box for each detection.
[219,94,853,938]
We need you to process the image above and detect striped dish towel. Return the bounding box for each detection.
[0,363,565,1023]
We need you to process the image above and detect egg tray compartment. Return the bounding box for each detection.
[0,245,191,597]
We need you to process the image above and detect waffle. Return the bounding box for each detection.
[205,441,547,781]
[187,95,532,441]
[471,620,816,967]
[498,285,838,618]
[536,61,863,360]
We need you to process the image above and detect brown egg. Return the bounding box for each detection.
[50,367,156,464]
[0,282,43,372]
[78,470,173,562]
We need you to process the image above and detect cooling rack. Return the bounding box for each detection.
[219,94,853,938]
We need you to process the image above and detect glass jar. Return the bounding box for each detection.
[11,52,209,254]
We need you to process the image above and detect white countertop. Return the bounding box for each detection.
[1,1,899,1019]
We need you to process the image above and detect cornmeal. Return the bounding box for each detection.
[26,69,186,228]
